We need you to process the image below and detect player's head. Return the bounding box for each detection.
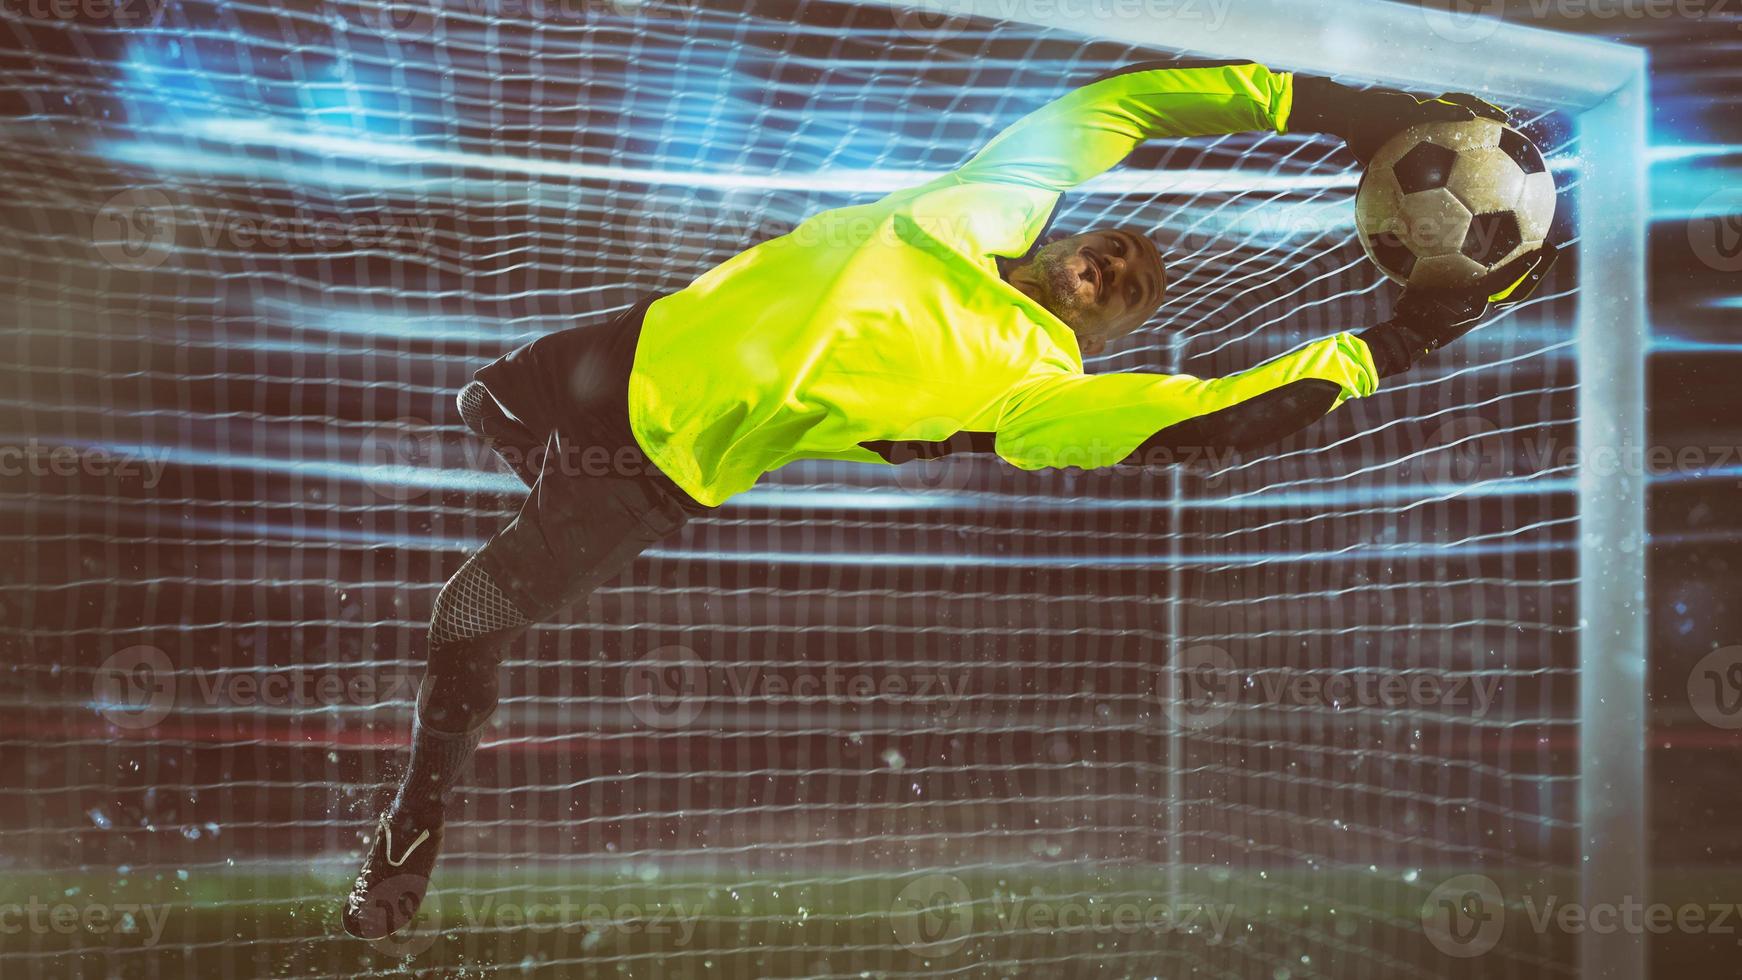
[1005,227,1166,356]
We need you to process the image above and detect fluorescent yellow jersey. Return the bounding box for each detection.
[627,62,1381,507]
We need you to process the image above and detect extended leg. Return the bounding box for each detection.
[343,426,700,942]
[341,550,535,943]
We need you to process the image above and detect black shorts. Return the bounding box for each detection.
[470,299,708,619]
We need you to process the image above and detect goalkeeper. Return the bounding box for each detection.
[344,61,1556,940]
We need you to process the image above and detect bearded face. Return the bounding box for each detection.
[1004,228,1167,355]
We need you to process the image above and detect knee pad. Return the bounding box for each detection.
[457,381,541,488]
[456,381,501,441]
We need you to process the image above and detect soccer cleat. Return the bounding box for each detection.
[341,806,446,941]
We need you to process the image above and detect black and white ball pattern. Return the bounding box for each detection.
[1354,118,1556,289]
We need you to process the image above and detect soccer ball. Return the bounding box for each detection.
[1354,118,1556,289]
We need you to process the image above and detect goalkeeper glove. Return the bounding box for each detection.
[1290,76,1509,165]
[1357,243,1561,378]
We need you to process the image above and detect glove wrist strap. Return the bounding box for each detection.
[1356,319,1432,379]
[1287,75,1358,137]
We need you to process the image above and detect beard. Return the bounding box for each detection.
[1023,240,1091,325]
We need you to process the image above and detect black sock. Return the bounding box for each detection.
[391,717,484,818]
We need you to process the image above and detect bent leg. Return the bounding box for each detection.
[394,429,697,816]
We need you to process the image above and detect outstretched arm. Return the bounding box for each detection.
[992,333,1379,470]
[992,246,1560,470]
[949,60,1499,193]
[949,61,1295,193]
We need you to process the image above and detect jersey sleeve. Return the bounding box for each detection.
[951,61,1295,193]
[992,332,1380,471]
[885,62,1297,261]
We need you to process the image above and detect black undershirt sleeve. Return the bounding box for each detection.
[1121,377,1344,464]
[860,379,1345,469]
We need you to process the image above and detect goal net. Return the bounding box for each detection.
[0,0,1643,977]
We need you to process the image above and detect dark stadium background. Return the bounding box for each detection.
[1442,0,1742,971]
[0,0,1736,977]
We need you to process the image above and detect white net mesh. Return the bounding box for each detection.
[1,0,1584,976]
